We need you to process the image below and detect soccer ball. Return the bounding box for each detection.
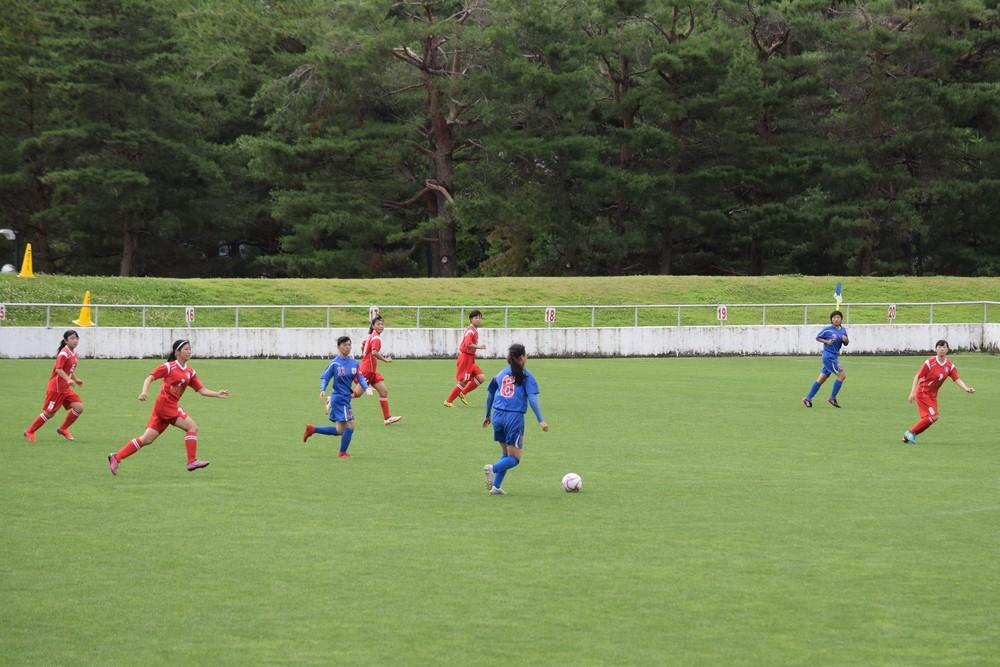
[561,472,582,493]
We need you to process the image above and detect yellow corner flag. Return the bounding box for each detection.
[17,243,34,278]
[73,290,96,327]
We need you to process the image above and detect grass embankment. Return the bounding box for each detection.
[1,274,997,327]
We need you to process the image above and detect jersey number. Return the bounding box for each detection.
[499,375,516,398]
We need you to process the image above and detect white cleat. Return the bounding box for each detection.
[483,464,494,490]
[384,416,402,426]
[488,486,505,496]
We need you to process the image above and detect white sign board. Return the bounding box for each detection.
[0,304,5,321]
[185,306,195,324]
[716,305,728,321]
[544,307,556,323]
[887,304,897,321]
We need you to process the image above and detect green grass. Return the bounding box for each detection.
[2,355,997,665]
[2,274,999,327]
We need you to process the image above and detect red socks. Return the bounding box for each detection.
[26,413,49,434]
[184,432,198,463]
[115,438,144,461]
[910,417,935,435]
[379,397,391,419]
[461,377,482,397]
[60,409,81,430]
[446,385,464,403]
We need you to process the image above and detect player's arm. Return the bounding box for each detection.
[55,367,76,386]
[907,370,922,402]
[483,377,499,427]
[840,330,849,346]
[954,378,975,394]
[375,350,393,363]
[138,374,155,401]
[71,372,84,386]
[528,393,549,432]
[319,362,335,399]
[198,387,230,398]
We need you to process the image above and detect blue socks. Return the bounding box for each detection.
[806,381,822,400]
[492,455,519,488]
[313,425,353,454]
[339,428,354,454]
[831,380,843,397]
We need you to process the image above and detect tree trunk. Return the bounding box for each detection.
[120,224,140,276]
[424,66,457,277]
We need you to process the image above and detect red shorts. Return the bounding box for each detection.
[916,393,939,421]
[456,362,483,383]
[42,389,81,413]
[147,402,189,433]
[360,370,385,385]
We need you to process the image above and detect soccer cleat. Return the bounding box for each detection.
[186,459,210,471]
[484,464,494,490]
[902,431,917,445]
[458,393,469,406]
[384,416,402,426]
[801,398,812,408]
[337,451,351,459]
[443,401,454,408]
[23,431,36,442]
[828,397,841,408]
[56,427,75,441]
[488,486,506,496]
[303,424,315,442]
[107,453,119,476]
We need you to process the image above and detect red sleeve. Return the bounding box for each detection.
[150,363,168,380]
[60,353,73,374]
[949,365,960,381]
[189,370,205,392]
[917,362,930,381]
[371,337,381,353]
[461,331,475,352]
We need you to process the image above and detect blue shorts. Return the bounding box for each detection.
[491,410,525,449]
[821,359,844,376]
[328,397,355,423]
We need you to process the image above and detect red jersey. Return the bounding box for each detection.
[47,347,78,394]
[915,357,959,398]
[360,333,382,375]
[150,360,204,408]
[458,325,479,362]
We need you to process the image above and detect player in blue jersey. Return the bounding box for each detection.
[481,343,549,495]
[302,336,374,458]
[802,310,850,408]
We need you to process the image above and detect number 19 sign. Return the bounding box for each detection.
[716,305,728,322]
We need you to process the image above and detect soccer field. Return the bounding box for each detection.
[2,355,997,665]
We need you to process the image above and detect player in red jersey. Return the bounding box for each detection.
[107,339,230,475]
[902,339,975,444]
[359,315,401,425]
[444,310,487,407]
[23,330,86,442]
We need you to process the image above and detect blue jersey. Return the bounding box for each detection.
[486,366,542,418]
[319,355,368,398]
[817,325,848,360]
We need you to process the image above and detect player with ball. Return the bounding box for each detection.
[482,343,549,495]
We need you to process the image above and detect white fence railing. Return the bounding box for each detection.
[0,301,997,329]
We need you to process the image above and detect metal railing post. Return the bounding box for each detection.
[846,304,851,324]
[634,306,639,327]
[460,307,465,327]
[235,307,240,328]
[762,304,766,325]
[677,305,681,327]
[929,303,934,324]
[504,307,509,328]
[46,305,51,327]
[803,305,808,324]
[141,306,146,327]
[415,307,421,328]
[280,307,285,328]
[325,306,330,328]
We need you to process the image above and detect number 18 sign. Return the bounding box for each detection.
[544,307,556,323]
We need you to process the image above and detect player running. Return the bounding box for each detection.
[902,340,975,444]
[482,343,549,495]
[359,316,401,426]
[444,309,486,407]
[802,310,849,408]
[303,336,375,458]
[107,339,230,476]
[23,330,85,442]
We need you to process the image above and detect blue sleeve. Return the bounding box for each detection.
[320,361,335,392]
[485,377,498,417]
[527,393,544,423]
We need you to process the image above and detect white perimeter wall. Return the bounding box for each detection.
[1,324,998,359]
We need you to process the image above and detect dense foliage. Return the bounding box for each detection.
[1,0,997,277]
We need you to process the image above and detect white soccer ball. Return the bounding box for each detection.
[561,472,582,493]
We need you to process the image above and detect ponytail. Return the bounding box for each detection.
[507,343,527,385]
[167,339,190,362]
[57,330,79,353]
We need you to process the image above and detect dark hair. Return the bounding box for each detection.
[830,310,843,321]
[167,339,190,362]
[935,339,949,349]
[369,315,383,334]
[337,336,351,347]
[57,330,79,352]
[508,343,527,385]
[469,309,483,320]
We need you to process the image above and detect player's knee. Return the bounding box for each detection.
[929,415,939,423]
[187,419,199,432]
[73,404,84,414]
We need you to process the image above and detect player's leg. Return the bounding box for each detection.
[459,369,485,404]
[828,366,846,407]
[489,414,524,493]
[109,427,162,475]
[57,393,84,440]
[907,399,937,441]
[446,369,468,406]
[173,414,208,470]
[803,372,828,407]
[337,418,356,457]
[373,379,400,424]
[25,401,58,441]
[491,442,522,493]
